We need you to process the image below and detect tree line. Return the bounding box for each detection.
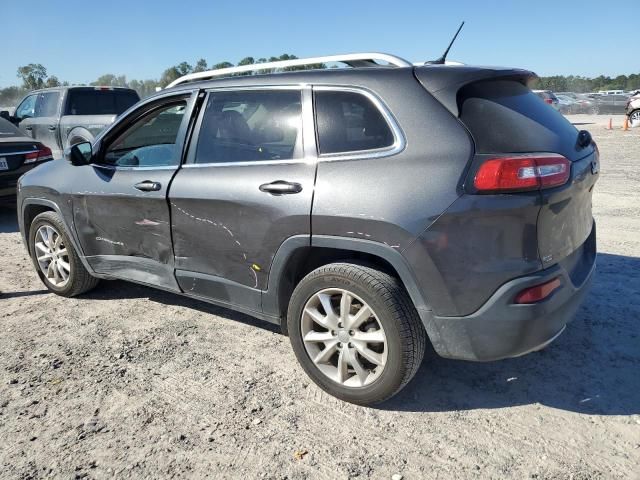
[2,57,639,107]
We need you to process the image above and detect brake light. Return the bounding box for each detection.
[514,277,562,304]
[24,145,53,164]
[544,98,553,105]
[473,155,571,193]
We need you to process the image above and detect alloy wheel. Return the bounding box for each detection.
[630,111,640,128]
[34,225,71,287]
[301,288,388,387]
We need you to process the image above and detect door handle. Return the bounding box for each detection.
[48,125,57,131]
[24,126,33,131]
[134,180,162,192]
[259,180,303,195]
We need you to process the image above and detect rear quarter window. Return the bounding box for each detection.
[458,80,581,159]
[314,90,394,155]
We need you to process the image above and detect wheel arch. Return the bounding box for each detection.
[20,198,95,274]
[264,235,433,333]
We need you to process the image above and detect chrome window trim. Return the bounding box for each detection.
[312,85,406,162]
[184,85,312,168]
[0,149,39,156]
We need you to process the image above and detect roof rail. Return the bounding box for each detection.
[165,52,413,88]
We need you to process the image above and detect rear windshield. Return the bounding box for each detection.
[65,89,139,116]
[458,80,583,160]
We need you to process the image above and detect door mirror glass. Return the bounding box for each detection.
[64,142,93,166]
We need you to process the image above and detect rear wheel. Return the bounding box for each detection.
[29,211,99,297]
[629,110,640,128]
[287,263,426,405]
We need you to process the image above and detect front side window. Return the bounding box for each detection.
[16,95,37,120]
[314,90,394,155]
[35,92,60,117]
[195,90,302,164]
[102,100,186,167]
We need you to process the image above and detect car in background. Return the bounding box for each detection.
[0,117,53,203]
[598,90,626,96]
[532,90,559,110]
[555,94,578,114]
[626,94,640,127]
[592,94,629,115]
[0,87,140,159]
[556,92,601,114]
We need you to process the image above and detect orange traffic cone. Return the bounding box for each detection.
[623,117,629,131]
[607,118,612,130]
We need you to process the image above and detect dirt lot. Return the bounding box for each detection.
[0,115,639,479]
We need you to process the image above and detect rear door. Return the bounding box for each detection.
[33,91,62,157]
[169,87,315,314]
[71,90,197,289]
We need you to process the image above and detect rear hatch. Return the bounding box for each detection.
[416,68,598,269]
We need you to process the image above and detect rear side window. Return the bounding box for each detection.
[314,90,394,155]
[458,80,580,159]
[35,92,59,117]
[65,90,139,116]
[195,90,302,164]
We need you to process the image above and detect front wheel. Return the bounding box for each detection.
[629,110,640,128]
[29,211,99,297]
[287,263,426,405]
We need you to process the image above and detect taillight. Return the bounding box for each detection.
[473,155,571,193]
[544,98,553,105]
[24,145,53,164]
[514,277,562,304]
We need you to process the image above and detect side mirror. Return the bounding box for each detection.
[0,111,9,121]
[64,142,93,166]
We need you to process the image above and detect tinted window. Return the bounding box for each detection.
[35,91,60,117]
[315,90,394,155]
[195,90,302,164]
[15,95,36,120]
[65,89,139,116]
[459,80,582,160]
[103,101,186,167]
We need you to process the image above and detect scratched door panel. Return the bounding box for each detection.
[72,166,179,289]
[169,162,314,293]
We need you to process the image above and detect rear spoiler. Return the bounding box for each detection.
[414,65,537,116]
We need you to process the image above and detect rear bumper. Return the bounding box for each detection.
[423,223,596,361]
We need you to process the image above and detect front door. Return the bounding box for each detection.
[32,90,62,157]
[71,91,197,290]
[169,87,315,315]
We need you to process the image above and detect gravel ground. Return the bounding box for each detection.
[0,115,639,479]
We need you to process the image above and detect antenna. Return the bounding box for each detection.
[426,21,465,65]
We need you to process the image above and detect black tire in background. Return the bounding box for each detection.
[287,262,426,405]
[29,211,99,297]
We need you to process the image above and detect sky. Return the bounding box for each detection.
[1,0,635,88]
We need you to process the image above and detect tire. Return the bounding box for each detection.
[629,110,640,128]
[589,106,600,115]
[29,211,99,297]
[287,263,426,405]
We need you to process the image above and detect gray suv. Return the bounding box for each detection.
[16,53,598,405]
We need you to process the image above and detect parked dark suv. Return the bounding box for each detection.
[16,53,598,405]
